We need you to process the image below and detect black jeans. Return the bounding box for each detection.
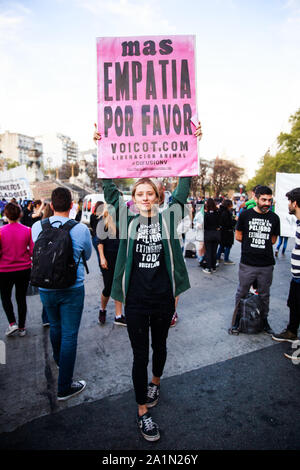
[100,250,117,298]
[125,308,173,405]
[204,240,219,269]
[287,279,300,335]
[0,269,31,328]
[236,263,274,317]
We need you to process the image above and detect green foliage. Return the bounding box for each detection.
[247,108,300,190]
[6,160,20,170]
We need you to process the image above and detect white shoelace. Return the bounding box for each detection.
[143,415,155,431]
[147,385,158,399]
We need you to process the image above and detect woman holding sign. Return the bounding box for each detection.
[94,123,202,442]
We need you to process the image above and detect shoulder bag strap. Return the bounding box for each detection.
[62,219,89,274]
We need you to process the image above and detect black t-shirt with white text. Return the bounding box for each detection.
[126,215,174,314]
[236,208,280,266]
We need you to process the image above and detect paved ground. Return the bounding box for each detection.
[1,238,299,454]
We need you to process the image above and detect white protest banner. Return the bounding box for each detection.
[96,35,199,178]
[0,165,33,200]
[275,172,299,237]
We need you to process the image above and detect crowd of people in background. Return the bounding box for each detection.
[0,177,299,443]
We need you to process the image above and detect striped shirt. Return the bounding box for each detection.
[291,220,300,281]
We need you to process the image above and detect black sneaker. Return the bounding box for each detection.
[98,309,106,325]
[263,319,274,336]
[114,315,127,326]
[57,380,86,401]
[272,329,299,343]
[146,382,160,408]
[202,268,212,274]
[137,412,160,442]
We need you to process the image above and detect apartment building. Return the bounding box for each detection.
[36,132,78,169]
[0,131,43,165]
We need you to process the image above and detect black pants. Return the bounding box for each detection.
[204,240,218,269]
[100,250,117,298]
[0,269,31,329]
[125,308,173,405]
[287,279,300,335]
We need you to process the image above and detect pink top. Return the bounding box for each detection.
[0,222,34,272]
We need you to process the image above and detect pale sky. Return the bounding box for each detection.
[0,0,300,178]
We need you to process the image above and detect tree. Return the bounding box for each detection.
[7,160,20,170]
[246,150,277,189]
[58,162,79,180]
[211,157,244,197]
[190,159,211,197]
[246,107,300,189]
[86,161,98,188]
[198,159,212,196]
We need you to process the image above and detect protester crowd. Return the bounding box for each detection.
[0,124,300,442]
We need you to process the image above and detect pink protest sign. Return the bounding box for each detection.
[96,35,198,178]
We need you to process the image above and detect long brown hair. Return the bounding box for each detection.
[42,203,54,219]
[131,178,159,199]
[205,198,217,212]
[103,203,116,236]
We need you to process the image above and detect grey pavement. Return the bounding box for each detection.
[1,239,300,452]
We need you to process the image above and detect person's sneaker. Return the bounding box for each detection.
[18,328,26,337]
[170,311,178,328]
[284,348,300,363]
[137,412,160,442]
[98,309,106,325]
[272,329,299,343]
[202,268,212,274]
[43,322,50,327]
[224,260,235,265]
[114,315,127,326]
[5,323,19,336]
[146,382,160,408]
[263,319,274,336]
[57,380,86,401]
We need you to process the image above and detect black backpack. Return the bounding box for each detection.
[30,218,88,289]
[228,293,264,335]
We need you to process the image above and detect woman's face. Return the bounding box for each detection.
[133,183,158,215]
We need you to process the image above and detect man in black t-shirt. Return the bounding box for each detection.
[234,186,280,335]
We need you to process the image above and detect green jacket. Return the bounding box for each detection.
[101,177,192,303]
[245,198,256,210]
